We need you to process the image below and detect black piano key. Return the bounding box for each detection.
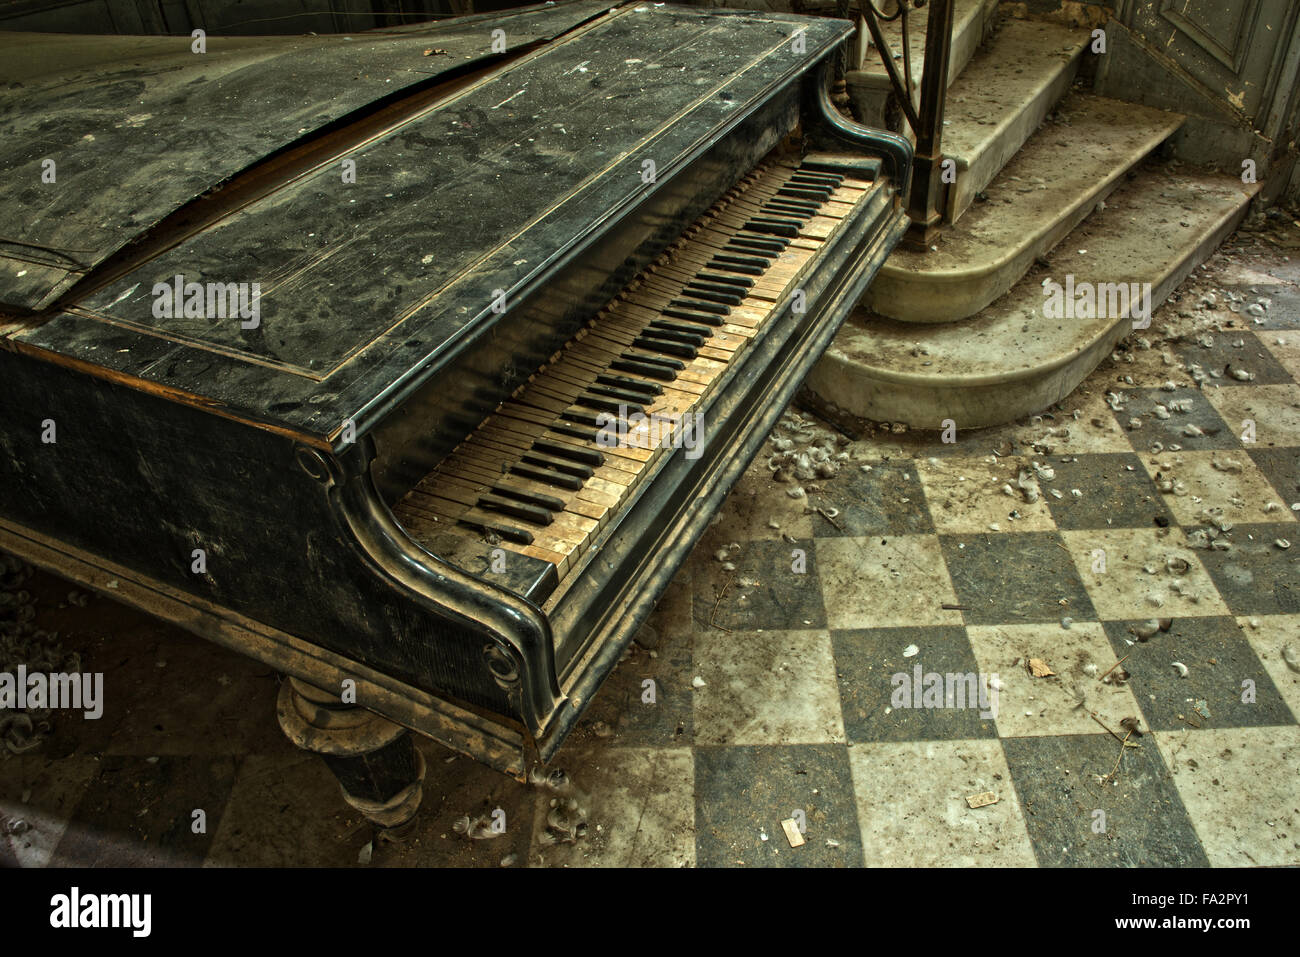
[763,201,816,217]
[457,517,534,546]
[664,299,727,319]
[695,271,754,289]
[742,220,798,238]
[551,420,601,442]
[661,306,724,326]
[711,253,769,269]
[728,235,786,253]
[620,351,685,370]
[610,358,677,382]
[777,185,831,201]
[532,439,605,467]
[684,282,744,304]
[632,336,698,360]
[490,483,567,512]
[561,407,608,429]
[477,493,554,526]
[637,327,704,347]
[650,318,715,337]
[735,230,789,247]
[725,240,781,257]
[520,451,594,479]
[791,173,842,187]
[706,258,763,277]
[509,462,584,491]
[594,373,663,397]
[575,392,643,415]
[586,382,656,405]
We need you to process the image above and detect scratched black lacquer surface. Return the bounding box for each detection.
[11,3,849,441]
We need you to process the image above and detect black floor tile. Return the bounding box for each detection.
[1042,453,1175,530]
[50,755,237,866]
[1102,616,1296,731]
[831,625,996,742]
[693,744,861,867]
[810,460,934,537]
[691,538,827,631]
[1249,446,1300,506]
[1123,388,1241,451]
[940,531,1097,625]
[1196,523,1300,616]
[1172,330,1294,387]
[1214,284,1300,331]
[1001,734,1209,867]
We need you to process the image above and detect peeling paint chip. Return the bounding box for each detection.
[1027,658,1055,677]
[781,818,805,847]
[966,791,999,809]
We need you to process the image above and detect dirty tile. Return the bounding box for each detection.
[1123,387,1240,451]
[1140,449,1298,527]
[1042,452,1174,530]
[51,755,237,867]
[966,623,1143,737]
[940,531,1096,625]
[847,739,1035,866]
[692,629,843,746]
[1248,445,1300,509]
[0,754,99,868]
[1205,383,1300,448]
[1101,616,1294,731]
[691,538,826,632]
[204,753,361,867]
[831,626,996,742]
[575,582,695,748]
[693,744,861,866]
[1001,734,1208,867]
[529,748,694,867]
[1041,388,1134,454]
[808,459,933,537]
[817,534,963,630]
[1155,726,1300,867]
[699,454,815,545]
[374,739,537,868]
[1171,329,1294,387]
[1265,332,1300,380]
[1195,523,1300,616]
[1235,615,1300,721]
[916,454,1057,534]
[1060,527,1229,620]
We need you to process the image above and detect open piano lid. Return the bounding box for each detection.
[3,2,853,447]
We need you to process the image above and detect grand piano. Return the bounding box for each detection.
[0,0,910,829]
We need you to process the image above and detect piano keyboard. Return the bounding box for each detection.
[393,155,876,599]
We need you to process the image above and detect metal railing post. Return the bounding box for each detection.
[905,0,954,246]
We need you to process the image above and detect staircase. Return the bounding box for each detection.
[807,0,1260,430]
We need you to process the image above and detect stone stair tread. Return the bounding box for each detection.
[869,92,1186,322]
[854,0,996,89]
[942,17,1090,221]
[809,165,1258,426]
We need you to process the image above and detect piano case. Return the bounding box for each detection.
[0,1,910,823]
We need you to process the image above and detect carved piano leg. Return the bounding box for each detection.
[276,677,426,834]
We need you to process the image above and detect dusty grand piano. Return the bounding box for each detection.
[0,1,909,828]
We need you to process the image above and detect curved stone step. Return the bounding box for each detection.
[846,0,998,127]
[807,166,1258,430]
[942,18,1089,223]
[868,93,1185,323]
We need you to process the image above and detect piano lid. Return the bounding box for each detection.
[0,0,618,311]
[6,3,852,445]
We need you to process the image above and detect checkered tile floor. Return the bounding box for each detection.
[3,255,1299,868]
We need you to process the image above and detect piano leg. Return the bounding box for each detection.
[276,677,426,834]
